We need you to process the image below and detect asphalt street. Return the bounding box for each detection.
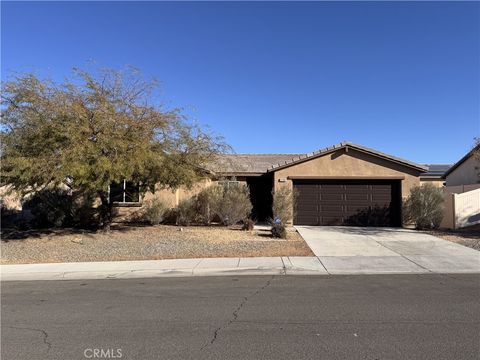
[2,274,479,360]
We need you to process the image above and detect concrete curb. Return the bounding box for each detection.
[3,255,479,281]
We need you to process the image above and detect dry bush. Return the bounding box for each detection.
[212,183,252,226]
[272,186,297,224]
[271,223,287,239]
[176,198,197,226]
[195,185,223,225]
[242,218,256,231]
[143,198,168,225]
[403,184,444,229]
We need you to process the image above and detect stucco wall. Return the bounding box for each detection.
[420,178,445,188]
[0,186,22,210]
[445,155,480,186]
[441,188,480,229]
[272,148,421,196]
[271,148,423,224]
[112,178,214,222]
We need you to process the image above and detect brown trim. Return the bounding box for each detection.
[419,175,444,180]
[112,202,142,207]
[216,172,265,177]
[269,148,338,171]
[267,143,428,173]
[288,176,405,180]
[346,146,424,172]
[442,144,480,179]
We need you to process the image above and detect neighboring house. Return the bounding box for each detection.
[439,144,480,229]
[116,142,448,227]
[443,144,480,186]
[419,164,450,188]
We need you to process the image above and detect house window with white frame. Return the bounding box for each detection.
[109,180,140,203]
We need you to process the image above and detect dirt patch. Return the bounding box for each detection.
[1,224,313,264]
[426,224,480,251]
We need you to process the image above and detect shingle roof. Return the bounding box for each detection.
[209,153,303,174]
[421,164,452,177]
[209,142,429,175]
[266,142,428,172]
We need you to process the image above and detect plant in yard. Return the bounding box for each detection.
[21,188,74,228]
[143,198,168,225]
[271,223,287,239]
[1,67,228,229]
[176,198,197,226]
[195,185,223,225]
[403,184,444,229]
[0,200,21,229]
[211,183,252,226]
[272,186,297,224]
[242,218,256,231]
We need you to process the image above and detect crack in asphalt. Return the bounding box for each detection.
[7,326,52,353]
[200,276,275,350]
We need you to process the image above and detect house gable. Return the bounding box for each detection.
[443,144,480,186]
[267,142,427,173]
[271,146,425,198]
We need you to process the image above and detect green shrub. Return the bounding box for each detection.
[0,200,21,229]
[195,186,223,225]
[272,186,297,224]
[70,191,99,229]
[22,188,73,228]
[403,184,444,229]
[212,183,252,226]
[271,223,287,239]
[176,198,197,226]
[143,198,168,225]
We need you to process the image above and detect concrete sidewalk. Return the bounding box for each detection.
[2,253,479,281]
[296,226,480,275]
[1,257,328,281]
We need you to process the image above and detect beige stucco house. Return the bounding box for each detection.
[113,142,450,226]
[419,164,449,188]
[443,144,480,187]
[3,141,451,227]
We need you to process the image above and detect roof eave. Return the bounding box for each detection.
[442,144,480,178]
[267,142,428,173]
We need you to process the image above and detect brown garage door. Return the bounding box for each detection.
[293,180,401,226]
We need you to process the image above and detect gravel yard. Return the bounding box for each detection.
[426,224,480,251]
[1,225,313,264]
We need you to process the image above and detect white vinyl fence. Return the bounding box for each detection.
[441,187,480,229]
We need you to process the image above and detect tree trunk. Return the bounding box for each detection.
[98,191,112,231]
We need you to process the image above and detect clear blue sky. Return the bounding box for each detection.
[2,1,479,164]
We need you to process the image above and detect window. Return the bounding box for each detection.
[109,180,140,203]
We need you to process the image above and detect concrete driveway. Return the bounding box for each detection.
[296,226,480,274]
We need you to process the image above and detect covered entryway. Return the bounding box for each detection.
[293,179,402,226]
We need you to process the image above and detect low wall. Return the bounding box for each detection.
[441,188,480,229]
[444,184,480,194]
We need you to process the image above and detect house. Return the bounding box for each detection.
[443,144,480,187]
[114,142,448,227]
[419,164,450,188]
[439,144,480,229]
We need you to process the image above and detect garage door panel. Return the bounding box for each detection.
[320,217,344,226]
[345,193,371,201]
[343,184,369,191]
[294,180,400,226]
[320,205,344,212]
[320,193,344,201]
[344,205,371,213]
[296,216,318,224]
